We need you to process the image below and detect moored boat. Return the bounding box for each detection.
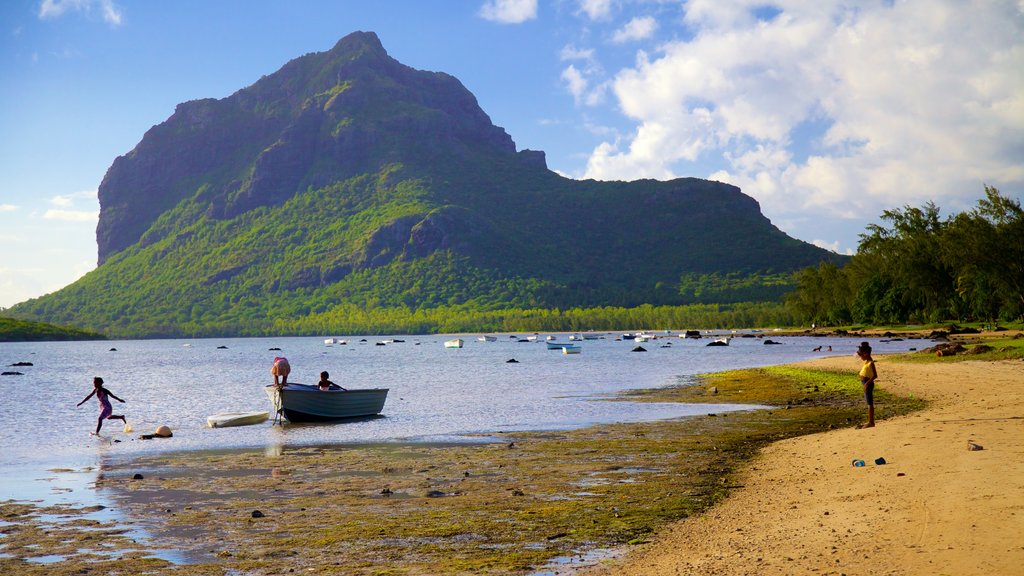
[207,411,269,428]
[706,337,731,347]
[478,335,497,342]
[444,338,464,349]
[561,345,581,354]
[265,384,389,422]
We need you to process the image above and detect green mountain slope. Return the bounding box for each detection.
[11,32,844,337]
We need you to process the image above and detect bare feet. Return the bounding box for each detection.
[856,423,875,429]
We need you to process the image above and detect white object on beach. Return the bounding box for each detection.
[206,411,270,428]
[123,422,133,433]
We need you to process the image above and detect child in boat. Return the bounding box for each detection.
[318,371,345,391]
[77,377,127,435]
[271,356,291,387]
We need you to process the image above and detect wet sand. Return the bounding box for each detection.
[580,357,1024,576]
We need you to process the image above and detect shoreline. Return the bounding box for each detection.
[1,345,1019,574]
[580,356,1024,576]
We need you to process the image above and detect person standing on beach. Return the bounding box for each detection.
[76,377,127,435]
[856,342,877,428]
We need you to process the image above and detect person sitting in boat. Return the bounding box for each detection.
[318,371,345,391]
[271,356,291,387]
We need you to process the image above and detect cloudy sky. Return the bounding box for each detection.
[2,0,1022,309]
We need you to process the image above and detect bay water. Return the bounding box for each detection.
[0,332,921,502]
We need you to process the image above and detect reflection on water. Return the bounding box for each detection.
[0,333,922,491]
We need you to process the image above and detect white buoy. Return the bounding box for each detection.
[154,425,173,438]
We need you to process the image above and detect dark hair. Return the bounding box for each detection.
[857,342,872,355]
[93,376,104,385]
[320,371,329,379]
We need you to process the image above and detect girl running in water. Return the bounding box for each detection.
[77,377,127,434]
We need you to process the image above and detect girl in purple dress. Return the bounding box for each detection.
[77,377,127,434]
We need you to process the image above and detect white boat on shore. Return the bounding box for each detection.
[444,338,464,349]
[265,384,388,423]
[207,411,269,428]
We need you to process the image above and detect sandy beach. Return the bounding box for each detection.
[581,356,1024,576]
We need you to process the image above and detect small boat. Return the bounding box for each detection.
[526,335,538,342]
[265,384,388,422]
[568,334,582,341]
[478,335,497,342]
[324,338,336,346]
[561,345,581,354]
[582,333,600,340]
[207,411,269,428]
[545,335,556,341]
[546,341,569,350]
[444,338,464,349]
[706,337,731,347]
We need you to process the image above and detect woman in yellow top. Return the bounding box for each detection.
[857,342,877,428]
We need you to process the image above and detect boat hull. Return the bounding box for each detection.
[265,384,389,422]
[207,411,269,428]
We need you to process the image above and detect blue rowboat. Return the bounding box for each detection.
[265,384,389,422]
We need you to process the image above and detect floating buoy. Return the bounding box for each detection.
[154,425,173,438]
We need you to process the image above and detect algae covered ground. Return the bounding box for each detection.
[0,358,926,575]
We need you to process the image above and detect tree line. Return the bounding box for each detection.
[786,187,1023,326]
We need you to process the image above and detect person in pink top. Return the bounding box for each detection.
[77,376,127,435]
[271,356,291,387]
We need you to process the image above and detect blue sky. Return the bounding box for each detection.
[2,0,1022,309]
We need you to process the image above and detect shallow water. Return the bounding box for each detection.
[0,332,920,501]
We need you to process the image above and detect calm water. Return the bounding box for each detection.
[0,332,922,501]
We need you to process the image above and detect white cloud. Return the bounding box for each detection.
[810,239,853,256]
[43,209,99,222]
[38,0,123,26]
[612,16,657,44]
[560,44,595,62]
[561,64,609,107]
[0,204,17,212]
[39,190,99,222]
[562,65,588,104]
[583,0,1024,228]
[50,189,97,207]
[578,0,613,21]
[479,0,537,24]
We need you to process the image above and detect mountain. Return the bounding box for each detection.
[11,32,844,337]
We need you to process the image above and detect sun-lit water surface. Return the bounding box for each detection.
[0,332,922,498]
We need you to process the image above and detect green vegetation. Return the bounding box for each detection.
[7,32,842,338]
[9,162,821,338]
[787,187,1023,326]
[0,317,105,342]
